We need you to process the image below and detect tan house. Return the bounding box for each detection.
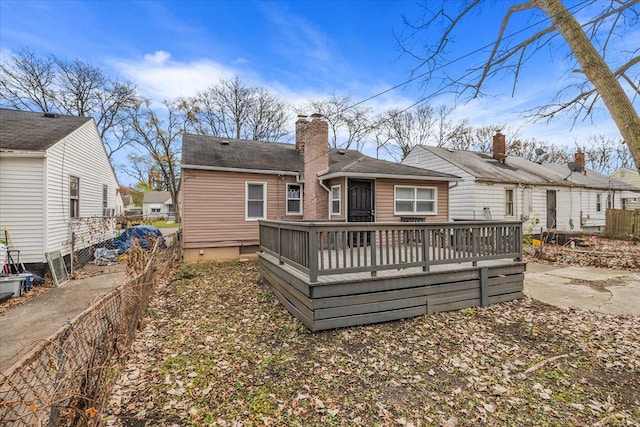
[180,114,460,262]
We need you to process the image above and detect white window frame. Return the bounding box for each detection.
[245,182,267,221]
[69,175,80,218]
[596,193,602,212]
[286,183,303,215]
[505,188,514,217]
[394,185,437,215]
[330,185,341,215]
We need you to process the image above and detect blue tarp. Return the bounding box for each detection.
[108,225,164,253]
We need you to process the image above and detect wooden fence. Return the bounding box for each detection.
[605,209,640,239]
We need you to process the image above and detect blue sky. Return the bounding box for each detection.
[1,0,638,179]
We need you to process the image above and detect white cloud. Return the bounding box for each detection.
[111,51,238,102]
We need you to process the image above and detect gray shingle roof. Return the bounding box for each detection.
[181,134,459,181]
[0,108,92,151]
[143,191,172,204]
[415,145,639,191]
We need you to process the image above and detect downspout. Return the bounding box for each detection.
[448,181,458,221]
[317,168,331,218]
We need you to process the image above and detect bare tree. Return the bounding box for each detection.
[189,76,290,141]
[299,94,373,150]
[0,48,138,159]
[399,0,640,171]
[373,105,437,160]
[126,98,187,222]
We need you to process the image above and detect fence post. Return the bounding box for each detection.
[277,224,284,265]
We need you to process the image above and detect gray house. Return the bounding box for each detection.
[403,132,640,233]
[142,191,174,218]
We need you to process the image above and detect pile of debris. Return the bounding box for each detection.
[524,236,640,271]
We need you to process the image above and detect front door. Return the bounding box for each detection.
[348,180,374,222]
[546,190,557,229]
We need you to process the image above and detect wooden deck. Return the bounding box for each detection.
[259,220,525,331]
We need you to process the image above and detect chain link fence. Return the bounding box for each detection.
[69,215,177,275]
[0,237,179,426]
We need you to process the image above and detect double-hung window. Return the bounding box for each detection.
[286,183,302,215]
[596,194,602,212]
[69,176,80,218]
[394,186,436,215]
[246,182,266,220]
[330,185,341,215]
[505,189,514,216]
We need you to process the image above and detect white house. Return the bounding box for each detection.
[403,132,640,233]
[610,168,640,210]
[142,191,174,218]
[0,108,120,273]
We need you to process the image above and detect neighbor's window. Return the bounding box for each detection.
[331,185,341,215]
[505,189,514,216]
[246,182,266,220]
[151,208,161,213]
[286,183,302,214]
[607,194,613,209]
[69,176,79,218]
[596,194,602,212]
[394,186,436,215]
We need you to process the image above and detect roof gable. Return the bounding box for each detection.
[0,108,93,151]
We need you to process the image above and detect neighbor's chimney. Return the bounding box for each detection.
[575,149,586,174]
[493,131,506,163]
[302,113,329,220]
[295,115,308,152]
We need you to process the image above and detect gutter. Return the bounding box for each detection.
[180,163,299,176]
[0,150,47,158]
[319,172,461,182]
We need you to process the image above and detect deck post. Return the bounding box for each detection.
[308,225,319,282]
[515,223,523,261]
[480,267,489,306]
[472,227,479,267]
[277,224,284,265]
[421,228,429,272]
[371,230,377,277]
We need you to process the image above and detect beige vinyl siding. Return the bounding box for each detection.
[0,156,46,263]
[45,121,118,255]
[375,179,449,222]
[182,169,302,248]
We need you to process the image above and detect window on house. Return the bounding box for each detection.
[102,185,109,216]
[505,189,514,216]
[286,183,302,214]
[394,186,436,215]
[69,176,79,218]
[331,185,341,215]
[596,194,602,212]
[246,182,266,220]
[151,208,161,213]
[607,194,612,209]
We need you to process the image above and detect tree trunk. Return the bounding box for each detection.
[534,0,640,172]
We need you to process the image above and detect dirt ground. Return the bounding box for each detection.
[523,237,640,271]
[103,261,640,426]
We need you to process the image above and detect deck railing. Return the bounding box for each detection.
[259,220,523,282]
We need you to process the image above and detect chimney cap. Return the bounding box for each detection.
[310,113,323,119]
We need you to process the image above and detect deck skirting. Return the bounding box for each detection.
[259,253,525,331]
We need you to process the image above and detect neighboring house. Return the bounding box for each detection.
[0,108,120,274]
[403,132,640,233]
[142,191,174,218]
[180,114,460,262]
[610,168,640,210]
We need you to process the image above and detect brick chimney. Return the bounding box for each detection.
[295,115,307,152]
[575,149,586,174]
[297,113,329,220]
[493,131,506,163]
